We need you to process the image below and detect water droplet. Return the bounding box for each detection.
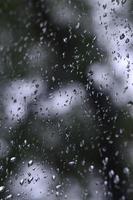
[24,140,27,145]
[68,161,75,166]
[20,179,24,185]
[10,157,16,163]
[80,140,85,147]
[121,0,127,5]
[65,194,68,199]
[52,76,55,82]
[28,160,33,167]
[56,191,59,196]
[5,194,13,199]
[109,170,115,178]
[123,167,130,175]
[125,38,129,43]
[63,38,67,43]
[120,33,125,40]
[56,184,61,189]
[104,181,108,186]
[114,175,120,184]
[119,129,123,134]
[76,22,80,29]
[52,175,56,180]
[0,186,5,192]
[28,176,33,183]
[89,165,94,172]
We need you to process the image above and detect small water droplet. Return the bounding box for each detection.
[104,181,108,186]
[20,179,24,185]
[89,165,94,172]
[125,38,129,43]
[65,194,68,199]
[121,0,127,5]
[52,76,55,82]
[56,191,59,196]
[28,176,33,183]
[63,37,67,43]
[24,140,27,145]
[10,157,16,163]
[5,194,13,199]
[28,160,33,167]
[68,161,75,166]
[52,175,56,180]
[0,186,5,192]
[114,175,120,184]
[123,167,130,175]
[76,22,80,29]
[120,33,125,40]
[109,170,115,178]
[17,193,21,197]
[56,184,61,189]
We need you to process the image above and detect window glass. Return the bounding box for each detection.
[0,0,132,199]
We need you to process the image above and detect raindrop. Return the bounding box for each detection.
[104,181,108,186]
[20,179,24,185]
[89,165,94,172]
[121,0,127,5]
[0,186,5,192]
[119,129,123,134]
[56,184,61,189]
[63,38,67,43]
[68,161,75,166]
[10,157,16,163]
[125,38,129,43]
[114,175,120,184]
[80,140,85,147]
[5,194,13,199]
[52,76,55,82]
[75,22,80,29]
[28,176,33,184]
[120,33,125,40]
[24,140,27,145]
[28,160,33,167]
[123,167,130,175]
[56,191,59,196]
[109,170,115,178]
[52,175,56,180]
[64,194,68,199]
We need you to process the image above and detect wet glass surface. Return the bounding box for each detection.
[0,0,133,199]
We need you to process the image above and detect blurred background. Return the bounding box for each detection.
[0,0,133,199]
